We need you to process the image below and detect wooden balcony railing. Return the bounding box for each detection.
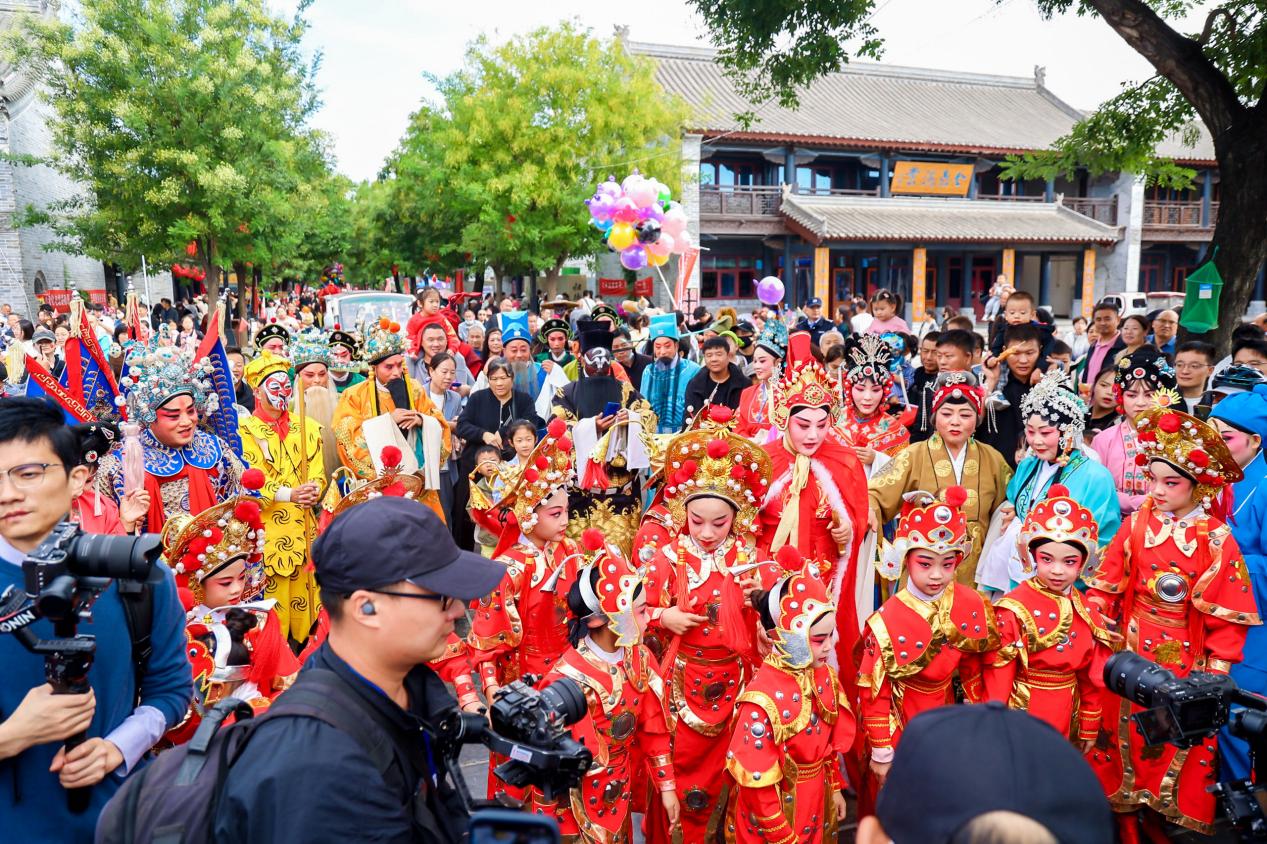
[1061,196,1119,226]
[1143,200,1217,229]
[698,185,783,216]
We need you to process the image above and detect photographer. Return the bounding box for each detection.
[0,399,190,840]
[212,496,507,843]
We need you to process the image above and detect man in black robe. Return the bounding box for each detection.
[551,322,652,555]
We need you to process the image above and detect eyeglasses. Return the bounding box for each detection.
[0,462,64,490]
[1174,362,1211,371]
[368,588,459,611]
[612,345,632,354]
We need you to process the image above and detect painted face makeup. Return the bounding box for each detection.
[262,372,293,410]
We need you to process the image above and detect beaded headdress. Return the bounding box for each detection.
[930,370,985,417]
[844,334,895,387]
[1115,348,1178,394]
[1135,403,1243,506]
[1016,483,1101,573]
[1020,370,1087,462]
[500,417,575,530]
[291,335,332,373]
[578,528,644,647]
[362,315,405,364]
[661,425,771,533]
[755,318,789,360]
[326,446,424,519]
[121,343,217,424]
[771,331,841,431]
[253,322,291,352]
[162,469,267,603]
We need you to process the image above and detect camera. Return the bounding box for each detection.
[1104,652,1267,841]
[0,520,162,812]
[433,675,592,809]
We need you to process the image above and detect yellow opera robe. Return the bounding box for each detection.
[868,434,1013,586]
[240,414,325,643]
[331,375,451,520]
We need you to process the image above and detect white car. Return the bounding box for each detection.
[323,292,414,334]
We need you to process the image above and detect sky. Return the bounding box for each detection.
[278,0,1213,182]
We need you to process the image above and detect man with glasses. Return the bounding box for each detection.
[612,327,651,386]
[0,399,190,839]
[214,496,505,843]
[1174,340,1216,414]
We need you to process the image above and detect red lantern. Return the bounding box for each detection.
[185,241,197,257]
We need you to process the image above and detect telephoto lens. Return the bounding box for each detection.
[537,676,587,727]
[1104,651,1176,708]
[70,532,163,581]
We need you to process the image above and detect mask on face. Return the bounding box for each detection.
[261,372,292,410]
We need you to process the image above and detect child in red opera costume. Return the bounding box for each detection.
[1085,404,1260,841]
[985,484,1117,746]
[642,422,776,843]
[529,530,680,842]
[161,469,300,744]
[726,554,854,844]
[467,417,584,802]
[857,486,997,807]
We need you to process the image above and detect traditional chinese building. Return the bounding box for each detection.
[632,41,1257,319]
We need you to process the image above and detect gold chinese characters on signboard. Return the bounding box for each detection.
[890,161,974,197]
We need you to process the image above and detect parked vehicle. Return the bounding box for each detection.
[323,292,414,333]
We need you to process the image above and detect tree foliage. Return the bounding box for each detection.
[688,0,1267,353]
[365,22,689,280]
[4,0,339,300]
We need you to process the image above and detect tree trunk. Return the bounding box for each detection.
[1204,111,1267,356]
[204,235,220,311]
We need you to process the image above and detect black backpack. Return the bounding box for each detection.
[95,669,404,844]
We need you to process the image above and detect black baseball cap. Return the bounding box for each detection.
[876,702,1113,844]
[313,497,506,602]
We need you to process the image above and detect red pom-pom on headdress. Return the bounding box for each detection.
[380,445,403,470]
[775,545,803,573]
[708,405,733,424]
[706,438,730,459]
[234,500,260,523]
[1135,453,1150,466]
[1158,414,1182,434]
[547,417,567,439]
[680,459,698,477]
[535,455,549,470]
[557,436,572,452]
[729,464,747,480]
[1189,450,1210,468]
[523,468,540,484]
[582,528,605,552]
[944,485,968,509]
[240,468,265,491]
[380,482,407,497]
[1048,484,1070,498]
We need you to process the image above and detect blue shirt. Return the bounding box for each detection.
[0,534,191,841]
[640,358,701,433]
[1223,452,1267,779]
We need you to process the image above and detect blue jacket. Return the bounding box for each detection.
[1222,452,1267,779]
[641,358,701,433]
[0,548,190,841]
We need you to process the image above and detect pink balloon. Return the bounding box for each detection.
[612,197,639,224]
[661,207,688,237]
[621,173,645,195]
[647,233,673,257]
[628,180,658,209]
[620,244,648,271]
[671,231,693,255]
[638,203,664,223]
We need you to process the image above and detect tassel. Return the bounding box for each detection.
[247,609,301,692]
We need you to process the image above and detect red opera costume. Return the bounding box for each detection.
[1085,405,1260,835]
[161,470,300,744]
[858,490,997,785]
[726,566,854,844]
[838,334,915,458]
[530,533,676,843]
[756,332,869,677]
[985,486,1116,742]
[642,422,775,843]
[467,418,582,799]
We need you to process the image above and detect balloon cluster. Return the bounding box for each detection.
[171,263,207,282]
[320,262,344,287]
[586,173,693,271]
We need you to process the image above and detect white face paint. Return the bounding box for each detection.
[262,371,292,410]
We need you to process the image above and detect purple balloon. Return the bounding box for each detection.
[589,193,616,222]
[638,203,664,223]
[757,276,785,305]
[620,244,648,271]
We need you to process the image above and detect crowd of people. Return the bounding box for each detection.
[2,279,1267,843]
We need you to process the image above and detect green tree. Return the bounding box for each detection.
[379,21,689,283]
[690,0,1267,352]
[5,0,325,304]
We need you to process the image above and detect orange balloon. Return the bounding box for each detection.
[647,250,669,267]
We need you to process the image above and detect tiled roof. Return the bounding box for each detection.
[631,41,1216,163]
[780,191,1122,245]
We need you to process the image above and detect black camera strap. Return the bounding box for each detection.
[116,577,154,707]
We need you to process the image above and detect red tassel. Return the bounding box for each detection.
[247,609,302,694]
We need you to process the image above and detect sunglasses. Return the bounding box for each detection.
[366,588,459,611]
